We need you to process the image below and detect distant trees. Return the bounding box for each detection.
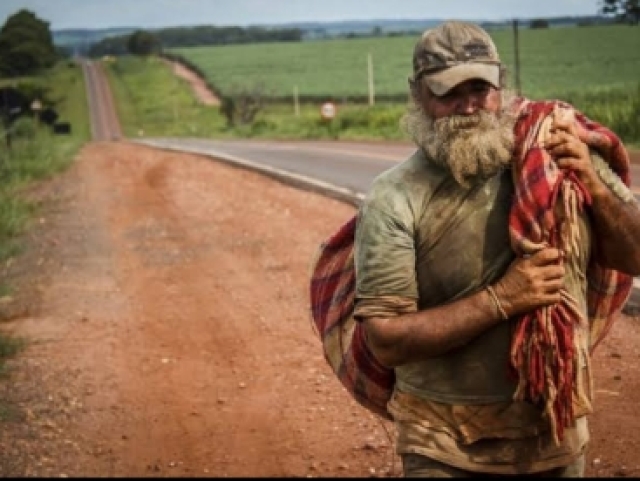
[0,9,58,76]
[88,25,303,57]
[529,19,550,28]
[88,36,129,57]
[599,0,640,24]
[127,30,161,56]
[0,10,67,144]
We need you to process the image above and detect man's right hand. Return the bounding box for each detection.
[494,247,565,317]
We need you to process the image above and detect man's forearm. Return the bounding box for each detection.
[362,289,502,367]
[590,189,640,275]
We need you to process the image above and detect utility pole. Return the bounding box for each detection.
[512,19,522,96]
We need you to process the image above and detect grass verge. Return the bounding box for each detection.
[0,59,91,396]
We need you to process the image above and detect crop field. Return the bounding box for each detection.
[167,25,640,102]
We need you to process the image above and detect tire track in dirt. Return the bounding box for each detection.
[0,141,401,477]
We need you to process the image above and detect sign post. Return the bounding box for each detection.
[320,101,336,121]
[320,101,337,138]
[31,99,42,128]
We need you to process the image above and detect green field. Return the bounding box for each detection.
[104,25,639,144]
[168,24,640,101]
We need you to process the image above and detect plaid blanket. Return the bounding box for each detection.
[309,215,394,420]
[309,98,632,431]
[508,98,632,443]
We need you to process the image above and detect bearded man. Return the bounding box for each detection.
[348,20,640,477]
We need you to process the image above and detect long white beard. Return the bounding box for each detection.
[401,92,518,188]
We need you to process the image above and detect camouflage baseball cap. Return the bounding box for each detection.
[412,21,501,96]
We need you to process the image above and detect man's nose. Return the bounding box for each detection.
[455,94,480,114]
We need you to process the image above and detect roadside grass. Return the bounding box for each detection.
[0,60,89,259]
[105,55,227,138]
[562,84,640,144]
[0,334,25,377]
[48,60,92,141]
[0,60,91,375]
[0,331,26,421]
[0,401,22,422]
[0,332,24,359]
[105,55,415,141]
[0,127,84,262]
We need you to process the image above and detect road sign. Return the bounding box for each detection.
[320,102,336,120]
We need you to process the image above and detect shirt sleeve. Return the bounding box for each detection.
[592,150,635,203]
[353,194,419,321]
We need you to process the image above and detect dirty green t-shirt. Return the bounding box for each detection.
[352,148,633,472]
[353,148,633,404]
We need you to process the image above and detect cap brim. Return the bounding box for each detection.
[424,63,500,96]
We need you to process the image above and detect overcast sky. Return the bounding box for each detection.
[0,0,599,30]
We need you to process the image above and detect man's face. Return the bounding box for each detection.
[402,77,515,188]
[421,79,502,119]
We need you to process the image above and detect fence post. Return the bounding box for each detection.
[368,53,375,106]
[512,19,522,96]
[293,85,300,117]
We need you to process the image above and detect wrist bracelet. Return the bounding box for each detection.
[486,285,509,320]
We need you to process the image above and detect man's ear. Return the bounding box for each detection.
[408,77,421,101]
[499,65,508,89]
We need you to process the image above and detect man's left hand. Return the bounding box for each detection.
[545,115,608,199]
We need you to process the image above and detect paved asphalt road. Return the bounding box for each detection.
[135,138,415,204]
[135,137,640,311]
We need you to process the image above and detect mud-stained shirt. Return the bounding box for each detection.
[353,148,634,474]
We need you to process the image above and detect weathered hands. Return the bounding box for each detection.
[494,247,565,317]
[544,115,608,199]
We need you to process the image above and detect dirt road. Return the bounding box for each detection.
[0,139,638,477]
[0,141,400,477]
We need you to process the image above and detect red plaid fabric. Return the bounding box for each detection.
[309,215,394,420]
[508,98,632,443]
[511,98,632,347]
[309,98,632,426]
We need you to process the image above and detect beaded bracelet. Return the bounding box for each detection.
[486,285,509,321]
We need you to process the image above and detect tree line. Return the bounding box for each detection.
[600,0,640,24]
[0,9,69,145]
[88,25,304,57]
[89,2,637,57]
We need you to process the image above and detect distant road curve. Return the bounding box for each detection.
[81,59,122,141]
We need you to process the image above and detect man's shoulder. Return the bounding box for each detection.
[362,149,447,220]
[372,149,444,189]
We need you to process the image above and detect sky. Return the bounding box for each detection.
[0,0,600,31]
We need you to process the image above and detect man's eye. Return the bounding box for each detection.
[473,83,491,94]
